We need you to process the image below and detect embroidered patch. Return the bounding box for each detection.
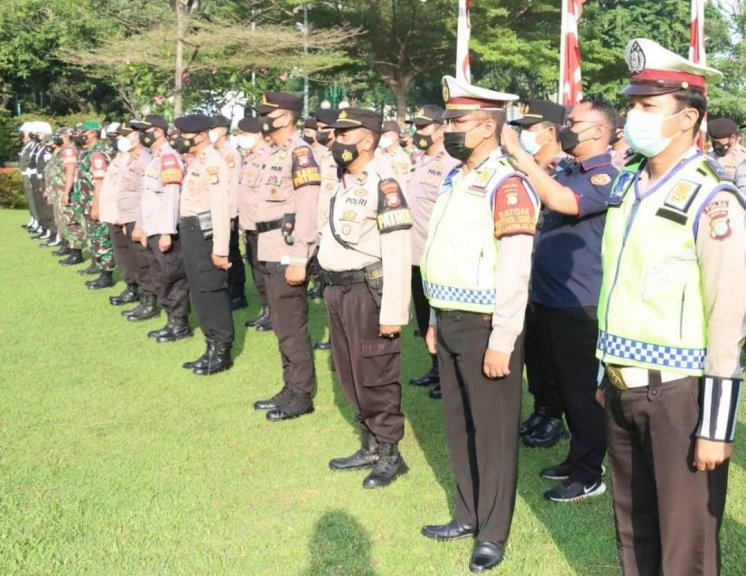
[341,210,357,221]
[591,173,611,186]
[161,153,183,185]
[226,154,236,169]
[267,175,279,185]
[663,180,701,213]
[704,199,732,240]
[380,179,402,207]
[207,166,220,185]
[355,171,369,185]
[377,177,412,232]
[608,171,635,206]
[494,177,536,238]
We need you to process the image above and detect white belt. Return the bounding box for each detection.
[619,367,686,388]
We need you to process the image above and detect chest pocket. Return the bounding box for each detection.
[263,166,291,202]
[334,188,375,244]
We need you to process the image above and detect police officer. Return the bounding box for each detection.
[40,134,62,248]
[419,76,540,573]
[211,114,247,311]
[128,115,190,341]
[378,120,412,186]
[174,114,233,374]
[29,123,54,241]
[596,39,746,576]
[56,129,83,262]
[302,117,318,146]
[318,108,412,489]
[251,92,321,421]
[707,117,746,179]
[236,117,273,332]
[19,123,40,232]
[404,105,458,399]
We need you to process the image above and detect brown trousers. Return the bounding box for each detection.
[437,310,523,545]
[326,283,404,444]
[605,376,729,576]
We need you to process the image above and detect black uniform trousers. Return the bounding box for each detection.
[605,376,729,576]
[180,217,233,344]
[263,262,316,400]
[533,304,606,483]
[437,310,523,545]
[227,219,246,300]
[109,223,137,285]
[326,282,404,444]
[146,233,189,317]
[244,230,268,307]
[524,302,563,417]
[33,178,55,233]
[411,266,430,338]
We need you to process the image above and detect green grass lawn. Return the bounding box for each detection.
[1,208,745,576]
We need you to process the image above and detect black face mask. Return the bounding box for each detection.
[302,135,315,145]
[414,134,434,151]
[172,136,195,154]
[53,136,64,147]
[139,131,157,148]
[73,134,88,146]
[443,131,475,161]
[332,141,360,168]
[45,144,55,152]
[559,128,581,154]
[712,142,731,157]
[260,115,286,135]
[315,130,331,146]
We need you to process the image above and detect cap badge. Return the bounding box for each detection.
[338,110,348,119]
[442,79,450,103]
[416,108,424,117]
[521,103,530,115]
[628,41,646,75]
[419,138,428,148]
[341,149,353,162]
[261,94,269,105]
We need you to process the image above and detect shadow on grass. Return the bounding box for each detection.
[297,510,378,576]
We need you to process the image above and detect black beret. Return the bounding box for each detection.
[254,91,303,114]
[329,108,384,133]
[211,115,231,128]
[708,118,737,139]
[510,100,566,127]
[303,118,318,130]
[381,120,400,134]
[237,117,262,133]
[174,114,213,134]
[315,109,339,125]
[131,114,169,132]
[405,105,446,127]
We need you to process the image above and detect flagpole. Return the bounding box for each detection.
[558,0,567,105]
[456,0,472,83]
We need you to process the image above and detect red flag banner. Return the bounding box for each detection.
[689,0,707,149]
[456,0,472,83]
[559,0,585,106]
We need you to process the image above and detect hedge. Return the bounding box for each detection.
[0,168,27,209]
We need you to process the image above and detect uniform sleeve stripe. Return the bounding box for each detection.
[713,379,730,441]
[698,377,743,442]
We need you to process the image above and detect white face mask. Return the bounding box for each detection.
[237,135,258,150]
[208,130,220,144]
[117,137,133,153]
[379,136,393,150]
[624,108,684,158]
[519,127,549,156]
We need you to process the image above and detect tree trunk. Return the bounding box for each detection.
[173,0,186,117]
[386,79,409,125]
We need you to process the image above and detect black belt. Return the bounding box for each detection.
[179,216,200,229]
[256,218,283,233]
[321,269,367,286]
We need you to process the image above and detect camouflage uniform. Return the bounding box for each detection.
[59,146,84,249]
[74,142,114,271]
[44,148,65,236]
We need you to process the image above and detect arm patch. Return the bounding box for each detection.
[291,146,322,189]
[494,176,537,238]
[90,152,108,179]
[376,177,412,232]
[160,153,183,185]
[61,148,77,166]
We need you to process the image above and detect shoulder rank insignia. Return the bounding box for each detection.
[702,155,735,183]
[467,169,496,196]
[376,177,412,232]
[291,146,321,189]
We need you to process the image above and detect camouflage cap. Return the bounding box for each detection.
[76,120,103,131]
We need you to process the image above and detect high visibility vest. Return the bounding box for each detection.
[421,153,535,313]
[597,152,740,375]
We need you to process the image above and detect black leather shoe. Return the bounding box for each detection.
[157,317,192,343]
[182,341,212,370]
[45,236,61,247]
[149,316,174,340]
[60,249,84,266]
[469,542,505,573]
[244,306,270,327]
[253,386,291,411]
[230,295,248,311]
[314,340,331,351]
[31,228,48,240]
[52,243,71,257]
[255,320,273,332]
[266,393,314,421]
[523,417,569,448]
[519,408,548,437]
[329,427,378,471]
[77,262,99,276]
[86,271,114,290]
[192,342,232,376]
[409,364,439,387]
[127,294,159,322]
[362,442,408,489]
[421,520,476,541]
[110,284,139,306]
[428,384,442,400]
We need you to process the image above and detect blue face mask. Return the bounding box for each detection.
[519,127,549,156]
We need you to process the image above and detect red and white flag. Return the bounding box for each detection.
[689,0,706,148]
[559,0,585,106]
[456,0,472,83]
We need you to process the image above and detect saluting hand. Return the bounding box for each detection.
[425,326,438,355]
[285,265,306,286]
[379,325,401,338]
[500,124,531,172]
[694,438,733,472]
[212,254,231,270]
[483,348,511,379]
[158,234,172,253]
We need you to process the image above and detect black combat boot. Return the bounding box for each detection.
[409,358,439,387]
[230,295,248,311]
[265,391,314,422]
[428,384,442,400]
[362,442,409,489]
[192,342,233,376]
[127,293,159,322]
[244,305,270,328]
[86,270,115,290]
[253,385,291,411]
[109,284,139,306]
[157,316,193,343]
[314,340,331,351]
[45,234,61,247]
[31,227,48,240]
[52,241,71,256]
[77,261,99,276]
[329,426,379,471]
[148,315,174,339]
[59,249,84,266]
[182,340,212,370]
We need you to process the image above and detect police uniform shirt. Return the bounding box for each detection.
[407,148,459,264]
[379,146,412,188]
[141,142,183,237]
[711,143,746,179]
[180,145,231,257]
[216,141,243,219]
[315,145,340,234]
[255,133,321,266]
[318,156,412,326]
[99,151,129,224]
[238,143,270,232]
[118,148,151,228]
